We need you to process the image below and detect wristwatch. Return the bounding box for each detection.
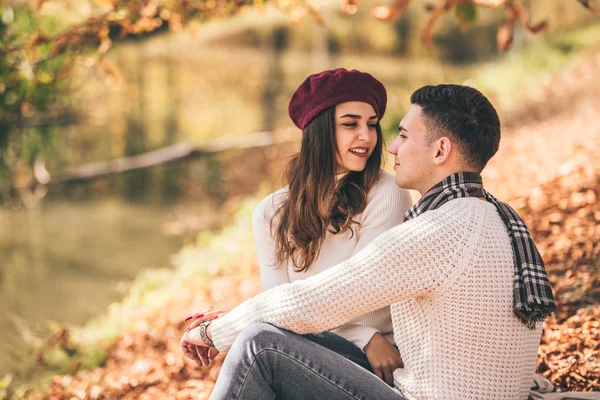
[198,319,215,348]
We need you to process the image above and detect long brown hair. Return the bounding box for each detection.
[273,106,384,273]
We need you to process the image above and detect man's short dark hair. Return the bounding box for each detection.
[410,84,500,172]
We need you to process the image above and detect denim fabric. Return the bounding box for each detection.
[301,330,373,373]
[210,323,406,400]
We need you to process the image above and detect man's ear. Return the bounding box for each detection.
[432,137,452,165]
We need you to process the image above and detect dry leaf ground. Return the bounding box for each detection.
[25,51,600,399]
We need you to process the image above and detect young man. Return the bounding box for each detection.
[181,85,556,400]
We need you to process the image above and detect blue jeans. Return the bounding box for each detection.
[302,330,373,373]
[210,323,407,400]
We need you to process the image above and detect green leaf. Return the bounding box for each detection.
[455,4,478,25]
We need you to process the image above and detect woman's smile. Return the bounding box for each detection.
[349,146,370,158]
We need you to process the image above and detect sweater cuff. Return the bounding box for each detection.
[210,315,237,352]
[331,324,379,351]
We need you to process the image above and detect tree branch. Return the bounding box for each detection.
[18,129,297,190]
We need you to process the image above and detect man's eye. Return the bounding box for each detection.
[398,133,407,139]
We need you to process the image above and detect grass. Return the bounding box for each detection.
[66,195,262,353]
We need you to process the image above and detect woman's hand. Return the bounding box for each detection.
[180,310,224,367]
[363,332,404,386]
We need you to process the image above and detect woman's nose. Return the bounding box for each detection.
[357,125,370,141]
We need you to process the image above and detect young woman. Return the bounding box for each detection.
[253,68,412,380]
[184,68,413,386]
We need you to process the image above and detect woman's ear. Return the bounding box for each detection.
[432,137,452,165]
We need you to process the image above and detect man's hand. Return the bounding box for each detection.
[363,332,404,386]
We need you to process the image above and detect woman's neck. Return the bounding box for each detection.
[336,171,350,181]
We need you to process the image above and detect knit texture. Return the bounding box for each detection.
[253,170,412,350]
[211,197,543,400]
[405,172,555,328]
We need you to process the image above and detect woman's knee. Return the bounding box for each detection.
[231,322,287,353]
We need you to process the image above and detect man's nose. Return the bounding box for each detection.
[388,137,399,155]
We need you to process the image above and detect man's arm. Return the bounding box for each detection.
[211,203,482,352]
[333,176,411,350]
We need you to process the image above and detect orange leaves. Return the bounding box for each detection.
[413,0,551,52]
[496,19,515,51]
[496,2,548,52]
[371,0,410,21]
[522,173,600,390]
[366,0,550,51]
[99,59,122,83]
[538,308,600,390]
[28,32,50,48]
[27,275,263,400]
[55,62,74,80]
[140,3,159,18]
[306,2,326,25]
[168,13,184,31]
[7,0,589,76]
[97,25,112,54]
[576,0,600,15]
[20,101,35,118]
[420,1,445,50]
[340,0,360,16]
[48,35,71,59]
[98,38,112,55]
[513,121,600,390]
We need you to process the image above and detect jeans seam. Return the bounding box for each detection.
[234,350,263,400]
[237,347,367,400]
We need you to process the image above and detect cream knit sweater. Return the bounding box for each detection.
[211,197,543,400]
[254,170,413,350]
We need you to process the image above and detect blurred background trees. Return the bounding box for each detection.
[0,0,597,197]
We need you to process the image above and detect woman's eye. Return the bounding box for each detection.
[398,133,407,139]
[342,123,357,128]
[368,124,377,129]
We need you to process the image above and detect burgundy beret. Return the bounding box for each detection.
[288,68,387,130]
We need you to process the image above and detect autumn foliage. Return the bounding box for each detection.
[528,163,600,390]
[4,0,592,77]
[1,0,597,193]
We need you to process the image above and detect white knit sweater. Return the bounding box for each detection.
[253,170,413,350]
[211,197,543,400]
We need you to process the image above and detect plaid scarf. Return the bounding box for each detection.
[404,172,556,328]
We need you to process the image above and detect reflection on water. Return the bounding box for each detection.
[0,197,183,376]
[0,199,181,351]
